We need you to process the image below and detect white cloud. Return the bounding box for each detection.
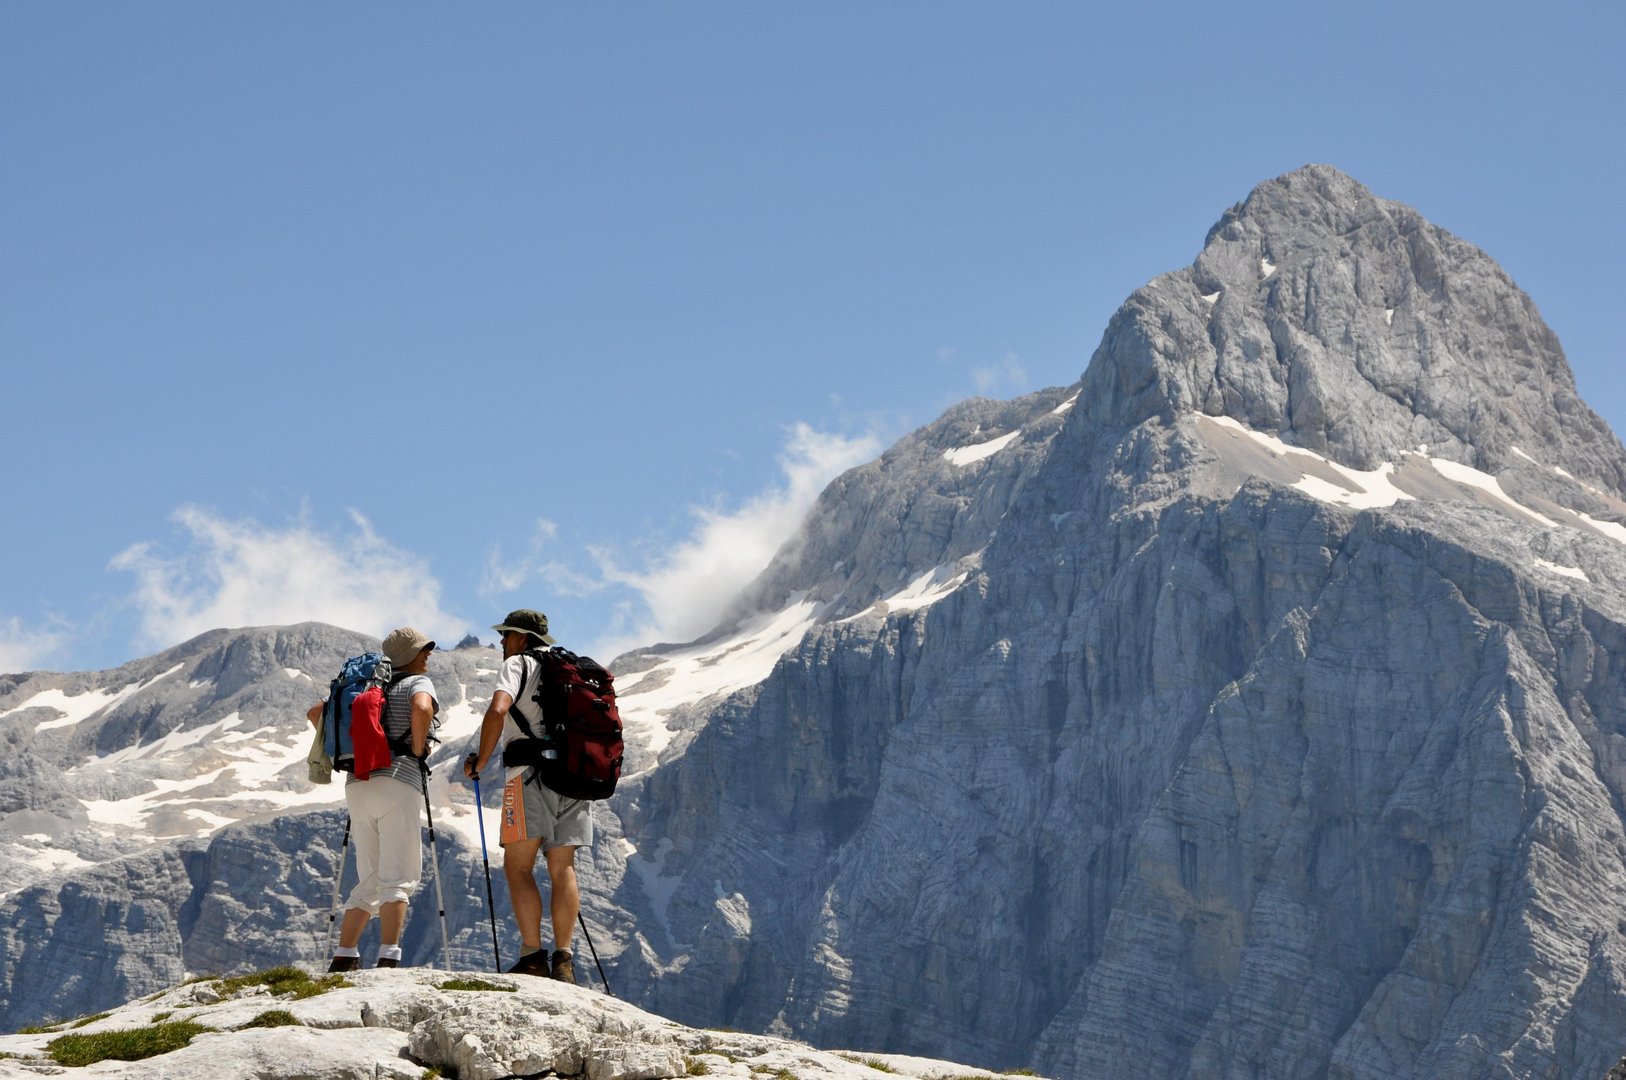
[0,616,67,676]
[973,351,1028,395]
[591,423,881,656]
[480,518,560,595]
[110,507,467,652]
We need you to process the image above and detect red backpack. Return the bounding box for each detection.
[502,646,624,801]
[348,685,395,780]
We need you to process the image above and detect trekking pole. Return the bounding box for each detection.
[327,815,351,959]
[577,912,612,996]
[471,765,503,973]
[419,759,452,970]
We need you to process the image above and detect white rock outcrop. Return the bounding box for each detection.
[0,967,1033,1080]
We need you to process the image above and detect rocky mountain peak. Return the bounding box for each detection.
[1081,164,1626,494]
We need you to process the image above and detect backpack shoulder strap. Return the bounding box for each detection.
[380,672,423,759]
[507,649,546,740]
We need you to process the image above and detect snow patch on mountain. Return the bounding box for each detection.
[1199,414,1626,549]
[21,663,185,732]
[616,597,824,760]
[1579,512,1626,544]
[1205,415,1415,509]
[944,429,1021,467]
[843,562,971,621]
[80,711,336,832]
[1430,456,1560,528]
[623,836,682,932]
[14,838,93,877]
[1534,559,1589,582]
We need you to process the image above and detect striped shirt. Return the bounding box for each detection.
[345,673,439,794]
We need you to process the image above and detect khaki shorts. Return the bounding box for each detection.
[500,769,593,851]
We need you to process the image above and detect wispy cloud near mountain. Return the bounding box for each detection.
[0,615,66,674]
[592,423,882,656]
[110,506,466,649]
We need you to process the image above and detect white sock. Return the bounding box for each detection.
[378,944,403,962]
[334,946,360,958]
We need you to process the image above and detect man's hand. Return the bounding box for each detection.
[464,753,481,780]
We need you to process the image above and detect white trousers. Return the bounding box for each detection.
[343,774,422,914]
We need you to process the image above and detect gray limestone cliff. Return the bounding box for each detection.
[604,166,1626,1078]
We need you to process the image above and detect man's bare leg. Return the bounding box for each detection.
[503,838,545,952]
[545,845,579,952]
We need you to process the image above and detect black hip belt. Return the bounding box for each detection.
[502,738,558,768]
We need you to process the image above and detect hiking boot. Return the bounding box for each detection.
[550,949,575,984]
[327,955,361,973]
[375,957,400,968]
[506,950,551,977]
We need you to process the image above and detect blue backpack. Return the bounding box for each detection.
[318,652,395,779]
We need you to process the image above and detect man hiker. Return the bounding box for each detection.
[464,609,591,982]
[307,627,441,971]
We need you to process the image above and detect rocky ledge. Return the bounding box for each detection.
[0,965,1040,1080]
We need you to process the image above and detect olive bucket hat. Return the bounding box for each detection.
[492,609,557,645]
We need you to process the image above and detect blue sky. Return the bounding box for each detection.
[3,3,1622,675]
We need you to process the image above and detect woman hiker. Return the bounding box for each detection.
[307,626,441,971]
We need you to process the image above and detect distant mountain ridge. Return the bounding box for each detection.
[0,623,494,896]
[4,166,1625,1079]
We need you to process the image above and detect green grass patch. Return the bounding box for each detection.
[216,965,351,1000]
[840,1056,896,1073]
[46,1020,214,1067]
[686,1058,711,1076]
[437,977,517,993]
[239,1009,301,1029]
[14,1008,113,1036]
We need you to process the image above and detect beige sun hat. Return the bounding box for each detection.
[381,626,435,667]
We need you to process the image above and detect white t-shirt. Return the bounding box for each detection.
[494,653,552,782]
